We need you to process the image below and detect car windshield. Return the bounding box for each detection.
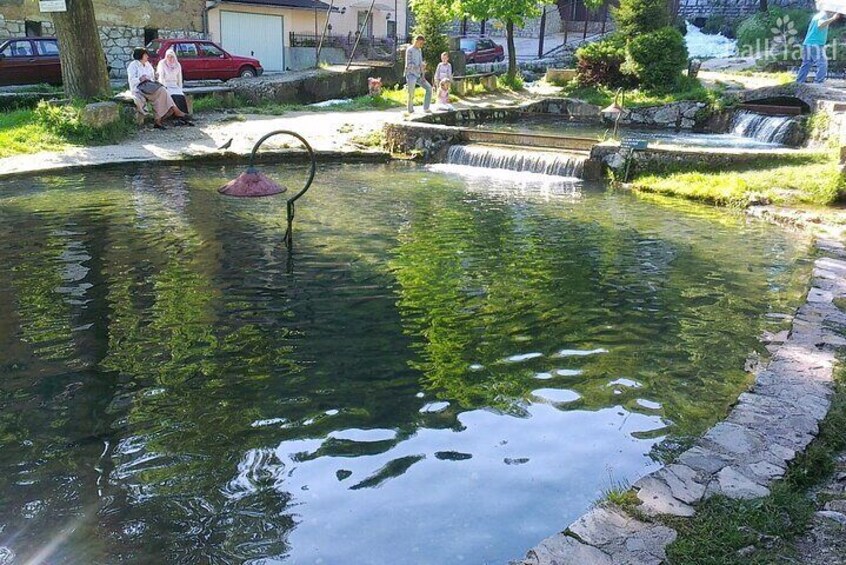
[459,38,477,51]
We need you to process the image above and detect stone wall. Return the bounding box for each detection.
[678,0,814,21]
[0,0,204,31]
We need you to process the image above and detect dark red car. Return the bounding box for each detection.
[146,39,263,81]
[459,37,505,64]
[0,37,61,86]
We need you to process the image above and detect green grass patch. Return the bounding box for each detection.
[556,76,722,109]
[632,152,844,207]
[0,109,69,157]
[193,86,459,116]
[666,377,846,564]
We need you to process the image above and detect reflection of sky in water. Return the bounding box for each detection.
[230,403,665,565]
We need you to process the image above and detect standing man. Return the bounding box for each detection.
[405,35,432,114]
[797,6,841,84]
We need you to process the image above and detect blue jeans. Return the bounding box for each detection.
[797,45,828,84]
[406,74,432,112]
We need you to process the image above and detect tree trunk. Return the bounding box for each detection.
[538,7,547,59]
[52,0,111,99]
[506,19,517,80]
[760,0,768,12]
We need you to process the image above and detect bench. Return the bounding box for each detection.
[113,84,235,121]
[451,73,497,96]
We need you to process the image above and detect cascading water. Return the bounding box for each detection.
[442,144,586,178]
[730,111,799,145]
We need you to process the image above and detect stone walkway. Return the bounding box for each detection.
[518,238,846,565]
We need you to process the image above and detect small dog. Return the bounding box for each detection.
[368,77,383,96]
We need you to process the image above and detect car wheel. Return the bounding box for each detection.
[496,55,504,63]
[239,66,256,78]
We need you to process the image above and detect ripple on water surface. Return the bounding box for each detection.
[0,163,812,564]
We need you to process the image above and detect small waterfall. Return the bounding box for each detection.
[443,145,586,178]
[730,111,799,144]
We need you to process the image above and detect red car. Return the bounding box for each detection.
[0,37,61,86]
[459,37,505,64]
[146,39,263,81]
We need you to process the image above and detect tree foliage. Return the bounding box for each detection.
[458,0,555,80]
[612,0,670,36]
[409,0,455,79]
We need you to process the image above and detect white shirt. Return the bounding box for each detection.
[127,60,155,93]
[156,61,183,96]
[434,62,453,84]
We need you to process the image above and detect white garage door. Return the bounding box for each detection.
[221,11,285,72]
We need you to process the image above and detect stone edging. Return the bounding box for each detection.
[517,238,846,565]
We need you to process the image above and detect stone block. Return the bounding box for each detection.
[521,533,612,565]
[81,102,120,129]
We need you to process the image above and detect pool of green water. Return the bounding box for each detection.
[0,162,811,564]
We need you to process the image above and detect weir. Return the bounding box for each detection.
[443,144,587,179]
[730,111,801,145]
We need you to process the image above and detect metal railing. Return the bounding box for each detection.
[289,32,397,62]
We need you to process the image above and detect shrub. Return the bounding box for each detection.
[575,34,632,88]
[612,0,670,36]
[497,73,524,91]
[34,100,134,144]
[624,27,689,91]
[736,7,812,53]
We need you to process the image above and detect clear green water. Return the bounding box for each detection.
[0,163,810,564]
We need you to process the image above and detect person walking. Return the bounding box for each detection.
[405,35,432,114]
[796,7,841,84]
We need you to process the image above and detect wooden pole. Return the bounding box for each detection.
[538,6,547,59]
[346,0,376,70]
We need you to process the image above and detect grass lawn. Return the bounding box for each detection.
[0,110,69,158]
[192,85,471,116]
[631,153,845,207]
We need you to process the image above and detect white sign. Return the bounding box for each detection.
[819,1,846,13]
[39,0,67,13]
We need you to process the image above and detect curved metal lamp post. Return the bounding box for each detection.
[219,130,316,251]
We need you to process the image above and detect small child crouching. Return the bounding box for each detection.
[436,79,455,111]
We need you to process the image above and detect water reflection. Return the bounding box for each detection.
[0,163,810,564]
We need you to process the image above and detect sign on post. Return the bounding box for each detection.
[39,0,67,13]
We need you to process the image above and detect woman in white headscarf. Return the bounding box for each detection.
[156,48,189,116]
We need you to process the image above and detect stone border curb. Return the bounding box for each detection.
[517,238,846,565]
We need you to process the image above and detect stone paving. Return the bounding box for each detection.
[518,238,846,565]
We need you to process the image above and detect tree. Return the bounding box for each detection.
[51,0,111,99]
[760,0,768,12]
[460,0,555,81]
[612,0,670,36]
[409,0,456,80]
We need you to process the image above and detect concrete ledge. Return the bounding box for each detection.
[517,240,846,565]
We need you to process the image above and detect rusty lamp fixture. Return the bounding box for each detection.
[219,130,316,251]
[601,88,626,139]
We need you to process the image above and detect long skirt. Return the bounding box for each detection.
[132,87,177,120]
[171,94,189,115]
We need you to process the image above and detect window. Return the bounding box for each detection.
[387,19,396,39]
[198,43,224,58]
[144,28,158,46]
[174,42,199,58]
[35,39,59,56]
[357,10,373,37]
[459,38,477,52]
[4,41,34,57]
[25,21,43,37]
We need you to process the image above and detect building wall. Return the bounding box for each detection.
[0,0,204,30]
[330,0,409,39]
[678,0,815,21]
[207,4,328,48]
